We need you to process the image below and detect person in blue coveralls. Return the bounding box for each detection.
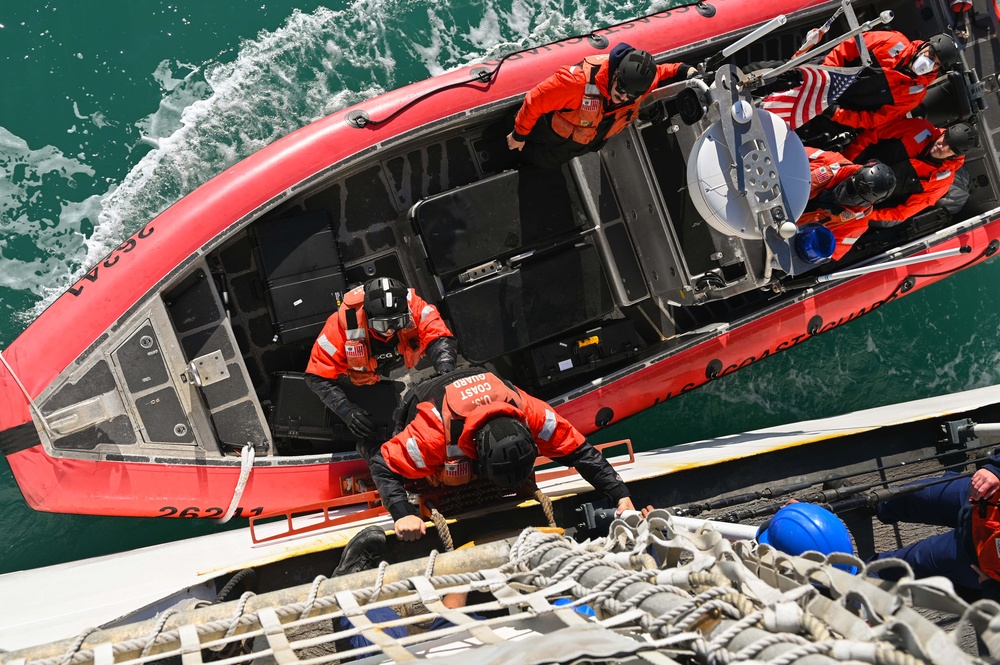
[870,455,1000,600]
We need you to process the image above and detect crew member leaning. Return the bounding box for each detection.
[798,148,896,260]
[305,277,458,441]
[506,42,695,170]
[364,369,635,540]
[844,119,977,226]
[821,31,959,130]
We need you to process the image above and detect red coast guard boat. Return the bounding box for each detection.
[2,0,999,518]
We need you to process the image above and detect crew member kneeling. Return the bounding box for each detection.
[365,370,635,540]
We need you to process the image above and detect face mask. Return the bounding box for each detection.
[911,54,935,76]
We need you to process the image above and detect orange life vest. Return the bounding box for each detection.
[971,501,1000,582]
[549,56,642,145]
[797,206,872,261]
[427,373,523,486]
[335,285,423,386]
[381,372,583,485]
[440,373,524,446]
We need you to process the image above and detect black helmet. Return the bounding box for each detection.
[832,160,896,208]
[363,277,411,335]
[475,416,536,489]
[615,49,656,98]
[944,122,979,154]
[927,34,960,70]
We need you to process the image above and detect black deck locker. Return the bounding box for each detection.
[252,211,348,344]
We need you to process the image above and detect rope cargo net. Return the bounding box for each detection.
[7,509,1000,665]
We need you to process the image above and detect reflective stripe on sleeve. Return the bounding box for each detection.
[539,410,557,441]
[317,334,337,356]
[406,437,427,469]
[430,406,442,422]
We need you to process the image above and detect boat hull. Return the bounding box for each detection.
[5,229,997,517]
[3,0,999,518]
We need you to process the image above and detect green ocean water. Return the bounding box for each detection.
[2,0,1000,576]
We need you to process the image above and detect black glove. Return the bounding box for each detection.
[343,407,374,438]
[682,64,699,79]
[304,374,375,439]
[427,337,458,376]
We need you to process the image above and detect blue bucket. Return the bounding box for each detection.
[794,223,835,264]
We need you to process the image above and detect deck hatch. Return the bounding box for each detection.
[116,323,169,394]
[134,387,195,444]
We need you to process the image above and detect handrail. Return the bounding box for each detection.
[534,439,635,483]
[249,490,386,544]
[248,439,635,544]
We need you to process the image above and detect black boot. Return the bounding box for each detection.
[332,525,386,576]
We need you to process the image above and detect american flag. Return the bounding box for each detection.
[761,64,863,130]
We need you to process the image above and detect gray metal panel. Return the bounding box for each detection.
[959,6,1000,214]
[568,152,649,306]
[600,129,691,298]
[212,401,269,449]
[51,417,137,451]
[41,361,117,415]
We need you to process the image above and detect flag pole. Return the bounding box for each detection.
[759,10,894,83]
[791,6,845,59]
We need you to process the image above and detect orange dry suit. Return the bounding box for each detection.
[511,55,684,147]
[844,118,964,224]
[972,501,1000,582]
[798,148,877,261]
[305,285,453,386]
[822,31,937,130]
[367,370,630,521]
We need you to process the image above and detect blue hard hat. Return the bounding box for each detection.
[793,223,835,264]
[756,503,854,559]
